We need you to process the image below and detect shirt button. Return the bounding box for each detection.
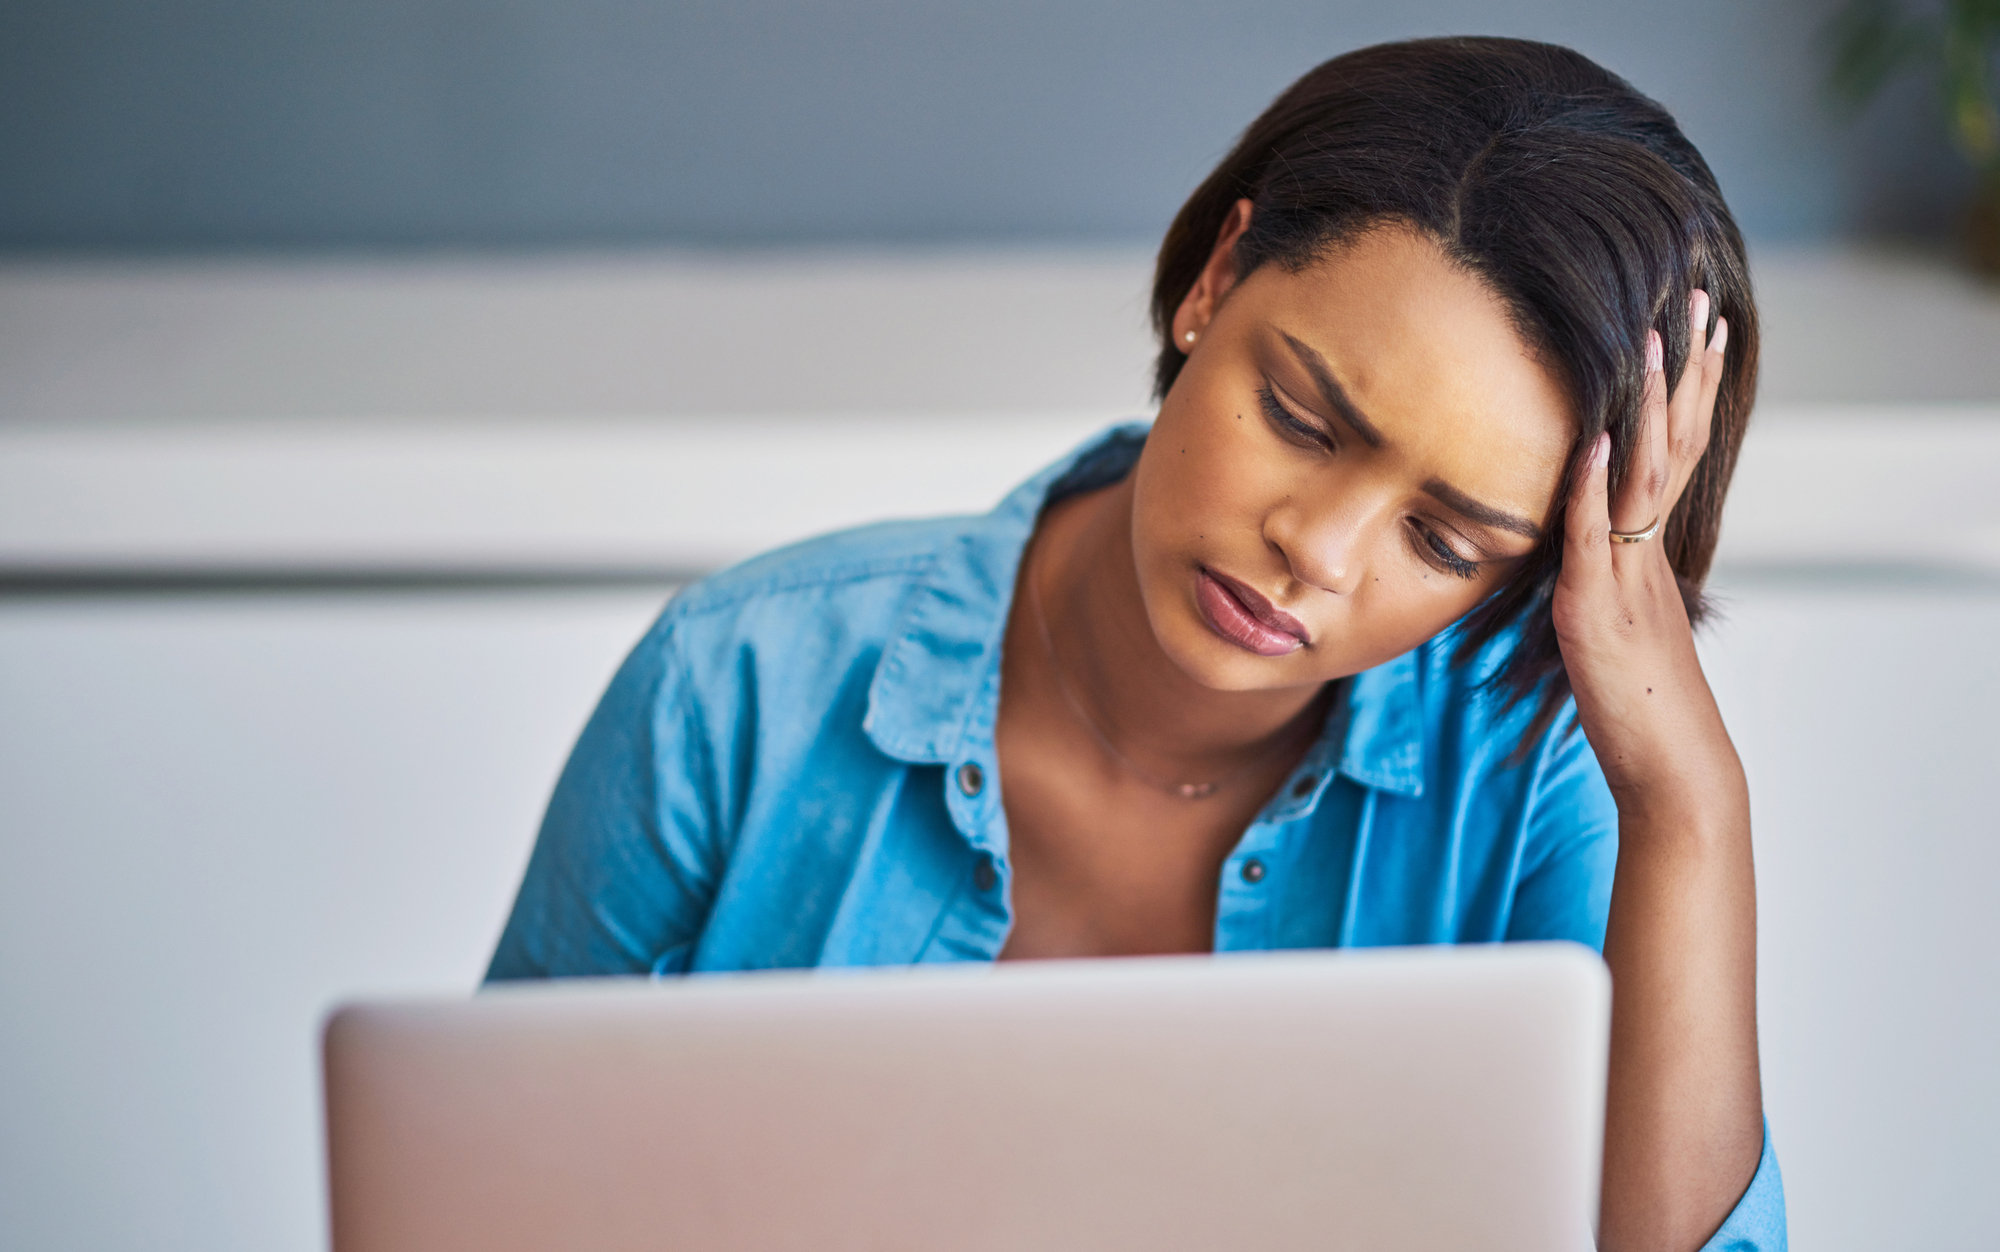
[956,762,985,797]
[973,859,998,892]
[1240,858,1267,884]
[1291,775,1318,799]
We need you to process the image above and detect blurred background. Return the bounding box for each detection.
[2,2,1997,1249]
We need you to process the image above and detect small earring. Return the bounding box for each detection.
[1183,330,1197,345]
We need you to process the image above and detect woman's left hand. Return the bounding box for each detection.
[1553,290,1733,810]
[1553,290,1766,1252]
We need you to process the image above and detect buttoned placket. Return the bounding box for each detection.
[930,652,1013,961]
[1213,720,1346,951]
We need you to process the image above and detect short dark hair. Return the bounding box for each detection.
[1149,36,1759,744]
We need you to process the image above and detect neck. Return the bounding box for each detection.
[1031,476,1328,776]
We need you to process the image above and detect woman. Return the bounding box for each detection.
[490,37,1783,1251]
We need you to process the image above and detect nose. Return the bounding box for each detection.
[1264,490,1373,596]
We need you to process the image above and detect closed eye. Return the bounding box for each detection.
[1409,520,1482,580]
[1257,377,1487,581]
[1257,383,1334,451]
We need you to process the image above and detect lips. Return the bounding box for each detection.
[1195,567,1309,657]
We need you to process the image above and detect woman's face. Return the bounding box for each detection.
[1131,220,1575,692]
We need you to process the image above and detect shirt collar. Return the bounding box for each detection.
[863,422,1152,764]
[863,421,1427,799]
[1332,647,1426,797]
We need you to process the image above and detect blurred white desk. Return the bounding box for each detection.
[2,248,1998,1252]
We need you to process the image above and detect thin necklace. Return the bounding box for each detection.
[1025,539,1321,801]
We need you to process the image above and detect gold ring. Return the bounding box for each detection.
[1609,517,1660,544]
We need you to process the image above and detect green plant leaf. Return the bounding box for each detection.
[1941,3,2000,160]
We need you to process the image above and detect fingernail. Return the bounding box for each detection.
[1691,288,1711,333]
[1592,432,1610,469]
[1711,317,1729,356]
[1646,332,1663,374]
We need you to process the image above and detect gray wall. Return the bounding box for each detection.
[0,0,1971,251]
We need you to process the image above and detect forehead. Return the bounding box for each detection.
[1248,227,1575,521]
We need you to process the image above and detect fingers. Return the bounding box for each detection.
[1612,289,1732,538]
[1608,330,1671,537]
[1562,431,1614,592]
[1695,314,1727,456]
[1666,290,1724,505]
[1681,288,1711,436]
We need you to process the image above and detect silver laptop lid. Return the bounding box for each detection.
[325,943,1607,1252]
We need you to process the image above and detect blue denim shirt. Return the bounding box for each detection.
[489,423,1784,1249]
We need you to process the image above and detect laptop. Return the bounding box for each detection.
[323,943,1607,1251]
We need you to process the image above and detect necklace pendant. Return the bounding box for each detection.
[1177,781,1218,799]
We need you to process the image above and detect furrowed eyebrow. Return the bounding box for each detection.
[1422,477,1542,541]
[1279,331,1385,449]
[1275,327,1541,542]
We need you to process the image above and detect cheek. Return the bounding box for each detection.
[1138,401,1283,542]
[1343,566,1466,640]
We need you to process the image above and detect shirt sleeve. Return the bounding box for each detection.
[486,619,725,981]
[1503,713,1620,951]
[1697,1121,1788,1251]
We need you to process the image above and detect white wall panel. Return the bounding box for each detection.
[1701,581,2000,1250]
[0,588,668,1252]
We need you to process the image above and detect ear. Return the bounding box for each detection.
[1170,199,1254,350]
